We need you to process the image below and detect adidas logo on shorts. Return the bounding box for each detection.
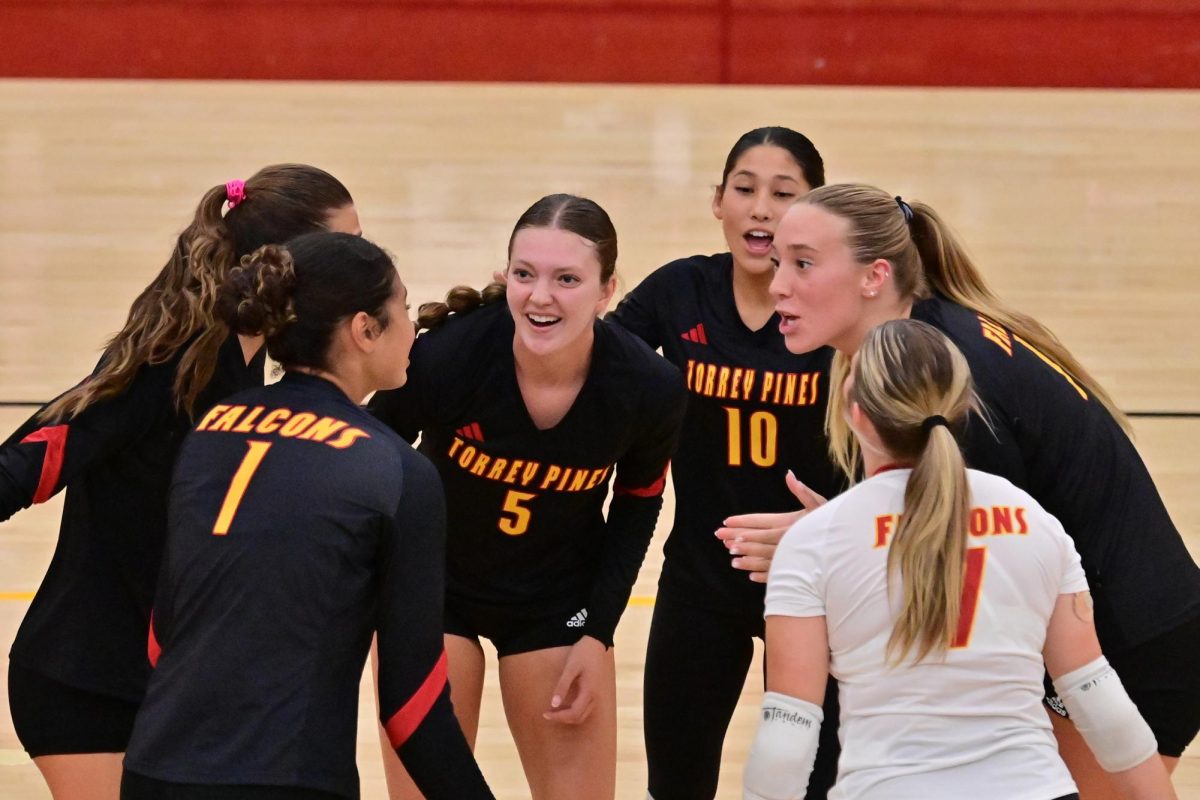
[565,608,588,628]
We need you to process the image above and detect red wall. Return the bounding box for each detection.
[3,0,1199,87]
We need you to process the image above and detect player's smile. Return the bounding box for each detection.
[507,226,615,358]
[526,313,562,329]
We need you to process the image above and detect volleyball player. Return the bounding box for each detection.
[733,183,1200,795]
[0,165,359,800]
[606,127,842,799]
[369,193,685,800]
[120,232,492,800]
[744,318,1174,800]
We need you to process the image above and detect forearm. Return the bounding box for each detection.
[582,492,662,645]
[392,688,494,799]
[1107,756,1178,800]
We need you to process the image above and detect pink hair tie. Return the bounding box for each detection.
[225,179,246,210]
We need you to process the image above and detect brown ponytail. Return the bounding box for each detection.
[38,164,352,422]
[417,283,507,331]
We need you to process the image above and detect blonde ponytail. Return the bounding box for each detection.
[846,320,977,664]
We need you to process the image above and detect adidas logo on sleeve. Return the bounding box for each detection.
[565,608,588,628]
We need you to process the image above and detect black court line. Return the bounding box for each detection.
[1127,412,1200,419]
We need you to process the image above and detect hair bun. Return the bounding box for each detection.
[216,244,297,337]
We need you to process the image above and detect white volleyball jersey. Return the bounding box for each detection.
[766,468,1088,800]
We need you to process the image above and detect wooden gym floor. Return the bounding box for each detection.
[1,79,1197,798]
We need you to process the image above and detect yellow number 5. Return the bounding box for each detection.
[499,490,535,536]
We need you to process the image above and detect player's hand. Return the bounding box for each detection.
[543,635,607,725]
[492,270,507,285]
[715,471,828,583]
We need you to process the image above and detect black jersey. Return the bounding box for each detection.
[608,254,843,619]
[0,334,264,701]
[913,294,1200,653]
[124,373,492,800]
[369,303,685,647]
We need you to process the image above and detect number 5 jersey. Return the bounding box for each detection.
[368,303,686,647]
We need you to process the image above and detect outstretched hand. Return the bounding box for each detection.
[715,471,828,583]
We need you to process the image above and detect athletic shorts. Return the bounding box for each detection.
[121,771,346,800]
[1044,613,1200,757]
[8,661,138,757]
[444,593,589,657]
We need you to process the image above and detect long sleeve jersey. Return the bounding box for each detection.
[608,253,844,621]
[0,334,264,700]
[124,373,493,800]
[369,303,686,646]
[912,293,1200,653]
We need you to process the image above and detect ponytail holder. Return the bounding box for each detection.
[226,180,246,210]
[895,195,914,224]
[921,415,948,433]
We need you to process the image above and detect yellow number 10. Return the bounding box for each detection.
[213,441,273,535]
[723,407,777,467]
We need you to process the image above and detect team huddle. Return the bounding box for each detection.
[2,128,1197,800]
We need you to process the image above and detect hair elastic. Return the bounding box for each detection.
[226,180,246,210]
[895,195,914,224]
[921,415,948,433]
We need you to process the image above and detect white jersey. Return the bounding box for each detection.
[766,468,1088,800]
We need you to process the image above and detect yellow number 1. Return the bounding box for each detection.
[213,441,273,535]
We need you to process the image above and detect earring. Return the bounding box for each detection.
[866,290,878,298]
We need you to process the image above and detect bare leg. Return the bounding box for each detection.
[375,634,486,800]
[498,645,616,800]
[33,753,123,800]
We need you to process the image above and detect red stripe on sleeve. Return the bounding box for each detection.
[20,425,69,504]
[147,611,162,668]
[384,650,448,749]
[696,324,708,345]
[614,463,669,498]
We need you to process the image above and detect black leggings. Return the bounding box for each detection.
[643,594,839,799]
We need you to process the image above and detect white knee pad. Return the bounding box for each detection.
[743,691,823,800]
[1052,655,1158,772]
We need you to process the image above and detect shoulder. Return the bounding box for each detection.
[910,295,1017,386]
[412,301,509,365]
[626,253,731,296]
[340,406,441,498]
[597,320,684,394]
[966,468,1047,514]
[804,476,892,529]
[911,294,986,343]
